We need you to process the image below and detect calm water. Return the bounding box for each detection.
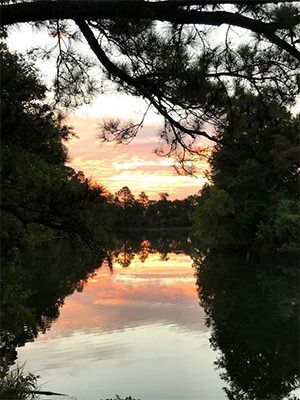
[2,235,299,399]
[16,246,225,399]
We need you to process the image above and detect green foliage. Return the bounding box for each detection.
[0,45,115,378]
[1,44,113,255]
[0,365,38,400]
[109,187,197,229]
[258,199,300,253]
[192,91,299,254]
[192,186,239,250]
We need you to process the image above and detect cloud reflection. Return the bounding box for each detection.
[43,253,206,340]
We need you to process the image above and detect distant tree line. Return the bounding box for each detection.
[105,187,198,229]
[2,41,298,262]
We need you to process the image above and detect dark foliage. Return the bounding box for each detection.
[108,186,198,229]
[1,44,113,257]
[1,1,299,161]
[194,250,300,400]
[192,90,299,254]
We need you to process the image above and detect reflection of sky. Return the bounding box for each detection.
[18,252,225,400]
[39,253,205,336]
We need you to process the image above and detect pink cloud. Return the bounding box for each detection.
[66,114,208,199]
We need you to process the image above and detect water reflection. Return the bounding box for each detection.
[194,251,300,400]
[111,231,192,267]
[48,251,202,337]
[2,234,190,371]
[2,235,298,399]
[1,240,104,375]
[3,233,225,399]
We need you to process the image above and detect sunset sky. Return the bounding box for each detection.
[9,23,299,200]
[7,25,209,200]
[66,98,208,200]
[39,251,205,336]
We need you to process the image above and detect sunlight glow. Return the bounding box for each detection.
[67,115,208,199]
[7,26,208,200]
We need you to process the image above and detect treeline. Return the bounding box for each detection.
[1,43,114,260]
[1,43,198,277]
[1,43,197,275]
[106,188,198,229]
[192,89,299,256]
[2,43,298,260]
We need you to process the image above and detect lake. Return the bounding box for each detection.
[2,234,299,400]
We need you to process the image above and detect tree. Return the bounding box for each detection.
[0,44,113,256]
[138,191,149,208]
[1,1,299,161]
[115,186,135,208]
[159,192,169,202]
[192,90,299,253]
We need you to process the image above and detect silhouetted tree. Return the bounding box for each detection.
[159,192,169,202]
[138,192,149,208]
[1,44,113,256]
[192,90,299,254]
[110,188,198,229]
[115,186,136,208]
[1,1,299,161]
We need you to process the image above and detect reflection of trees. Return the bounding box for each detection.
[115,247,135,268]
[112,231,190,267]
[0,240,104,376]
[195,252,300,400]
[1,232,190,375]
[138,240,153,263]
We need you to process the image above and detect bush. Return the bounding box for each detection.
[0,365,39,400]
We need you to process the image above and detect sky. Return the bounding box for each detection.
[6,21,299,200]
[7,24,208,200]
[66,99,208,199]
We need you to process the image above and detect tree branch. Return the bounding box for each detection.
[76,18,220,145]
[1,1,300,60]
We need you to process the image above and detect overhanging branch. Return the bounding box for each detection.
[1,0,300,60]
[75,18,220,145]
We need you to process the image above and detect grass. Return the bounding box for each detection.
[0,365,39,400]
[101,397,140,400]
[0,366,141,400]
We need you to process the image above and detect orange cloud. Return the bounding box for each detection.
[66,114,208,199]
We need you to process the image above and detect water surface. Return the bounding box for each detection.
[3,236,299,400]
[16,241,225,399]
